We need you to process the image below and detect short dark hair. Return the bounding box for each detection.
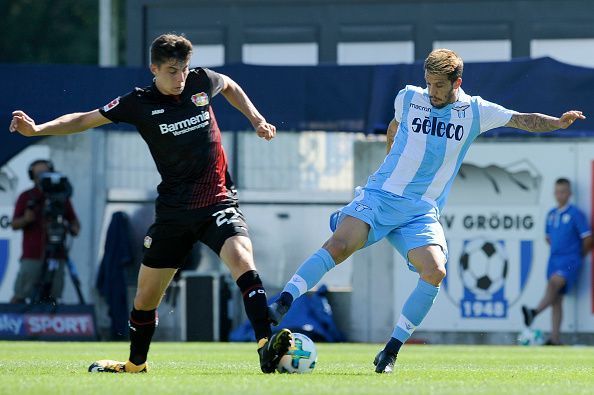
[555,178,571,187]
[424,49,464,83]
[28,159,54,180]
[150,34,193,66]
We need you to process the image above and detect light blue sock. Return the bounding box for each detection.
[283,248,336,300]
[392,279,439,343]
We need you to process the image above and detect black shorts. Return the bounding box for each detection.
[142,202,250,269]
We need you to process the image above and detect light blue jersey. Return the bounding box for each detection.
[366,85,516,211]
[286,83,519,352]
[332,85,516,264]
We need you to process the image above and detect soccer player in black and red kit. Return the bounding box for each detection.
[9,34,291,374]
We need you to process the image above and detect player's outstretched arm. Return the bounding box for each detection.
[219,74,276,141]
[9,109,111,137]
[505,111,586,133]
[386,119,399,154]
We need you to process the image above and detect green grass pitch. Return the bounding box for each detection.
[0,342,593,394]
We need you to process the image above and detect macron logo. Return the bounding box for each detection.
[409,102,431,112]
[151,109,164,115]
[398,315,416,335]
[355,203,371,212]
[290,274,308,296]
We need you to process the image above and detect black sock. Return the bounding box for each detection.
[279,291,293,307]
[531,308,538,317]
[236,270,272,342]
[384,337,403,355]
[128,308,158,365]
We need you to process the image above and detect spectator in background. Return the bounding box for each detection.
[522,178,592,345]
[10,159,80,303]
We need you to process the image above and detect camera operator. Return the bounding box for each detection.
[9,159,80,304]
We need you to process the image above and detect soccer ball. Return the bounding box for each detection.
[518,328,544,346]
[277,332,318,374]
[460,238,508,300]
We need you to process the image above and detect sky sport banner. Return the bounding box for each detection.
[0,304,96,341]
[394,143,586,333]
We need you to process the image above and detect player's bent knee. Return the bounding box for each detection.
[421,265,446,286]
[550,275,566,289]
[436,265,447,281]
[322,237,354,264]
[221,236,253,260]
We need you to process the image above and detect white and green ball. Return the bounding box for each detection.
[277,332,318,374]
[518,328,544,346]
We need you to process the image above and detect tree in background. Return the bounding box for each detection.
[0,0,125,65]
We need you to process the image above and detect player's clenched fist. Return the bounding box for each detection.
[9,111,38,136]
[256,121,276,141]
[557,110,586,129]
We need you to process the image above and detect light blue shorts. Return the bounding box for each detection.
[330,187,448,271]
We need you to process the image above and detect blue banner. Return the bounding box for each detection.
[3,57,594,166]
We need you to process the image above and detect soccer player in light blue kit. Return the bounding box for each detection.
[522,178,592,345]
[269,49,586,373]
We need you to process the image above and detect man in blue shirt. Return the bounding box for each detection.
[522,178,592,345]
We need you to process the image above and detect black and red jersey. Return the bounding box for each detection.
[99,68,236,212]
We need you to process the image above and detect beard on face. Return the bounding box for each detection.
[430,86,456,109]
